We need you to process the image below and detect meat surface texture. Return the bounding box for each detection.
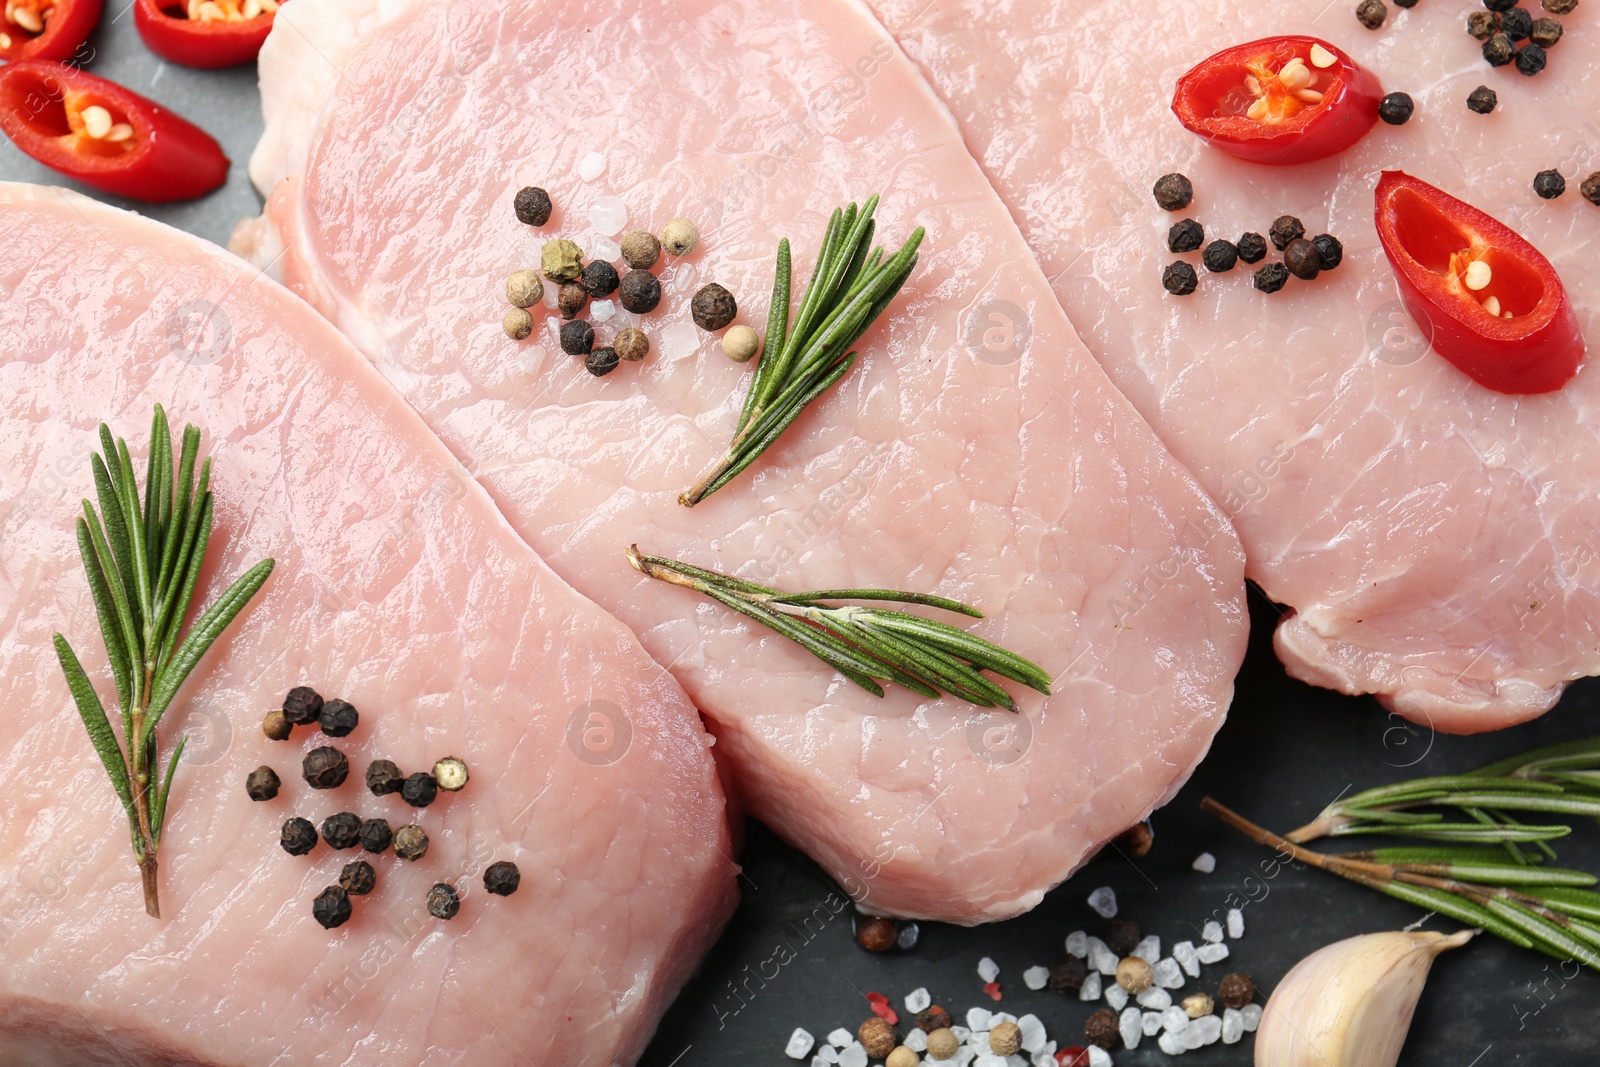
[243,0,1249,921]
[0,183,735,1066]
[869,0,1600,733]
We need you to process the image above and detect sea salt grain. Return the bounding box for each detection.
[898,923,921,950]
[968,1007,993,1031]
[1172,940,1201,977]
[1154,957,1185,988]
[1087,1048,1113,1067]
[1241,1004,1263,1032]
[578,151,607,181]
[837,1042,868,1067]
[661,320,700,360]
[589,196,627,235]
[906,987,932,1013]
[988,1012,1017,1027]
[817,1045,839,1064]
[1192,852,1216,873]
[978,957,1001,983]
[954,1050,978,1067]
[1079,971,1102,1001]
[1157,1030,1187,1055]
[589,233,622,261]
[1227,908,1245,939]
[1135,986,1170,1010]
[787,1029,816,1059]
[1192,1015,1223,1045]
[1087,937,1119,975]
[1104,982,1128,1011]
[1201,921,1223,944]
[905,1028,928,1053]
[1131,935,1161,963]
[1142,1011,1163,1036]
[1119,1007,1143,1049]
[590,299,616,322]
[1023,965,1050,991]
[1087,886,1118,918]
[1017,1014,1047,1053]
[1066,930,1088,958]
[1222,1007,1244,1044]
[1161,1007,1190,1034]
[828,1028,854,1048]
[1197,942,1231,965]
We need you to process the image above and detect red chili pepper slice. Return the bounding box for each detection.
[1375,170,1585,394]
[0,0,102,63]
[0,61,228,202]
[1173,36,1382,165]
[133,0,280,69]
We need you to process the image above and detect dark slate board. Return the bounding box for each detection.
[4,14,1593,1067]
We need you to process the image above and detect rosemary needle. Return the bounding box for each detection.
[53,406,273,918]
[626,546,1050,709]
[680,196,924,507]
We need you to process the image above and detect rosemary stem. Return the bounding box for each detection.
[1200,798,1341,872]
[131,672,159,917]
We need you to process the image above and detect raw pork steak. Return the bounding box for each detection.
[870,0,1600,733]
[239,0,1248,921]
[0,183,735,1066]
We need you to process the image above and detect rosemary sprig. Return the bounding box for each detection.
[626,546,1050,709]
[53,406,274,918]
[680,196,924,507]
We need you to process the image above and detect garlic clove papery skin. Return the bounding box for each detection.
[1254,929,1475,1067]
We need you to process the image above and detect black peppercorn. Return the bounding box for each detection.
[1269,215,1306,251]
[313,885,352,929]
[263,709,292,741]
[401,772,438,808]
[340,860,377,896]
[282,685,323,725]
[916,1006,953,1032]
[1483,0,1517,11]
[1500,6,1533,39]
[318,698,358,738]
[246,766,280,802]
[1084,1007,1120,1050]
[1393,0,1416,7]
[321,812,361,850]
[1378,92,1414,125]
[1312,234,1344,270]
[1166,217,1204,253]
[1254,262,1290,294]
[484,860,521,896]
[358,817,393,853]
[1104,920,1142,957]
[1114,819,1155,859]
[1049,955,1088,992]
[856,916,897,952]
[1515,42,1547,75]
[1356,0,1386,30]
[560,319,595,355]
[1530,16,1563,46]
[690,283,738,331]
[1217,972,1258,1009]
[514,186,552,227]
[426,883,461,920]
[1466,85,1498,113]
[558,282,588,319]
[580,260,620,298]
[1542,0,1577,12]
[281,817,318,856]
[1582,172,1600,206]
[1483,32,1516,66]
[619,230,661,269]
[303,746,349,789]
[1236,232,1268,264]
[585,347,620,377]
[393,824,430,861]
[1201,240,1238,273]
[617,269,662,313]
[1466,10,1500,39]
[1283,238,1322,280]
[1161,261,1198,296]
[1534,169,1566,199]
[1152,172,1193,211]
[366,758,403,796]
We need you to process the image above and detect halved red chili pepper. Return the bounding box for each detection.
[133,0,280,69]
[1375,170,1585,394]
[1173,36,1383,165]
[0,0,102,63]
[0,61,228,201]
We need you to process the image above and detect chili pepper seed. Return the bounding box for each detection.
[282,685,323,725]
[1254,262,1290,293]
[1378,92,1414,125]
[503,308,534,341]
[341,860,377,896]
[1535,169,1567,199]
[691,283,738,331]
[586,347,620,377]
[1312,234,1344,270]
[402,772,438,808]
[1236,232,1268,263]
[1467,85,1498,113]
[313,885,352,929]
[1167,217,1204,253]
[393,824,430,862]
[615,327,650,362]
[619,229,661,269]
[359,817,393,853]
[303,746,349,789]
[1582,173,1600,206]
[318,698,358,738]
[281,817,318,856]
[1269,215,1306,251]
[1356,0,1386,30]
[262,709,293,741]
[1530,16,1563,46]
[1152,172,1193,211]
[514,186,552,227]
[1516,42,1548,75]
[484,860,522,896]
[366,759,404,796]
[1483,32,1516,66]
[427,883,461,920]
[1162,261,1198,296]
[1284,238,1322,280]
[246,766,280,802]
[321,812,361,850]
[1201,240,1238,273]
[433,757,470,791]
[618,270,662,314]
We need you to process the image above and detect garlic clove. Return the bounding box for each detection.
[1253,928,1474,1067]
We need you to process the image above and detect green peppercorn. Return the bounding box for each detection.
[321,812,361,850]
[1542,0,1577,13]
[1312,234,1344,270]
[1466,85,1498,113]
[1356,0,1386,30]
[506,269,544,309]
[1269,216,1305,251]
[1378,92,1414,125]
[1530,16,1563,46]
[433,757,469,792]
[1162,261,1198,296]
[558,282,588,319]
[1516,42,1547,75]
[1483,32,1516,66]
[393,824,430,862]
[262,709,292,741]
[619,230,661,269]
[359,817,393,853]
[281,817,318,856]
[246,766,280,802]
[614,327,650,362]
[1167,218,1204,253]
[303,746,349,789]
[366,759,403,796]
[484,860,521,896]
[690,283,738,330]
[1254,262,1290,293]
[1201,239,1238,273]
[1583,172,1600,206]
[541,239,584,283]
[1152,172,1193,211]
[580,260,619,298]
[1283,238,1321,280]
[618,270,662,313]
[282,685,323,725]
[586,347,621,377]
[515,186,553,227]
[1236,232,1268,263]
[1501,7,1533,39]
[319,698,358,738]
[1466,10,1499,39]
[503,308,534,341]
[401,772,438,808]
[559,320,594,355]
[313,885,352,929]
[1534,169,1566,199]
[340,860,377,896]
[427,883,461,920]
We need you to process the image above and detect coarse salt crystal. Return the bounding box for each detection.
[954,1049,977,1067]
[905,1028,928,1053]
[828,1029,854,1048]
[589,195,627,235]
[1193,1014,1223,1046]
[1201,921,1223,944]
[810,1056,827,1067]
[817,1046,840,1064]
[989,1013,1017,1027]
[1172,940,1201,978]
[1065,930,1088,958]
[1197,942,1230,965]
[838,1042,869,1067]
[1227,908,1245,939]
[1154,957,1184,989]
[589,299,616,322]
[589,233,622,261]
[1087,1048,1112,1067]
[1104,982,1128,1011]
[1079,971,1102,1001]
[787,1029,816,1059]
[898,923,921,950]
[1142,1011,1163,1036]
[1181,1023,1208,1051]
[1162,1006,1190,1034]
[1017,1014,1046,1053]
[1192,852,1216,873]
[1031,1044,1056,1067]
[968,1032,992,1057]
[1222,1007,1244,1044]
[668,260,698,293]
[978,957,1001,983]
[577,151,606,181]
[1022,965,1050,991]
[1135,986,1170,1010]
[972,1056,1006,1067]
[1087,937,1119,976]
[967,1007,993,1031]
[1157,1030,1187,1055]
[905,987,932,1014]
[1087,886,1118,918]
[661,320,700,361]
[951,1026,971,1043]
[1131,935,1160,963]
[1119,1006,1143,1049]
[1241,1003,1263,1032]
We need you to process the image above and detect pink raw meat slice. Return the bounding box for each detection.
[871,0,1600,733]
[239,0,1248,921]
[0,183,735,1066]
